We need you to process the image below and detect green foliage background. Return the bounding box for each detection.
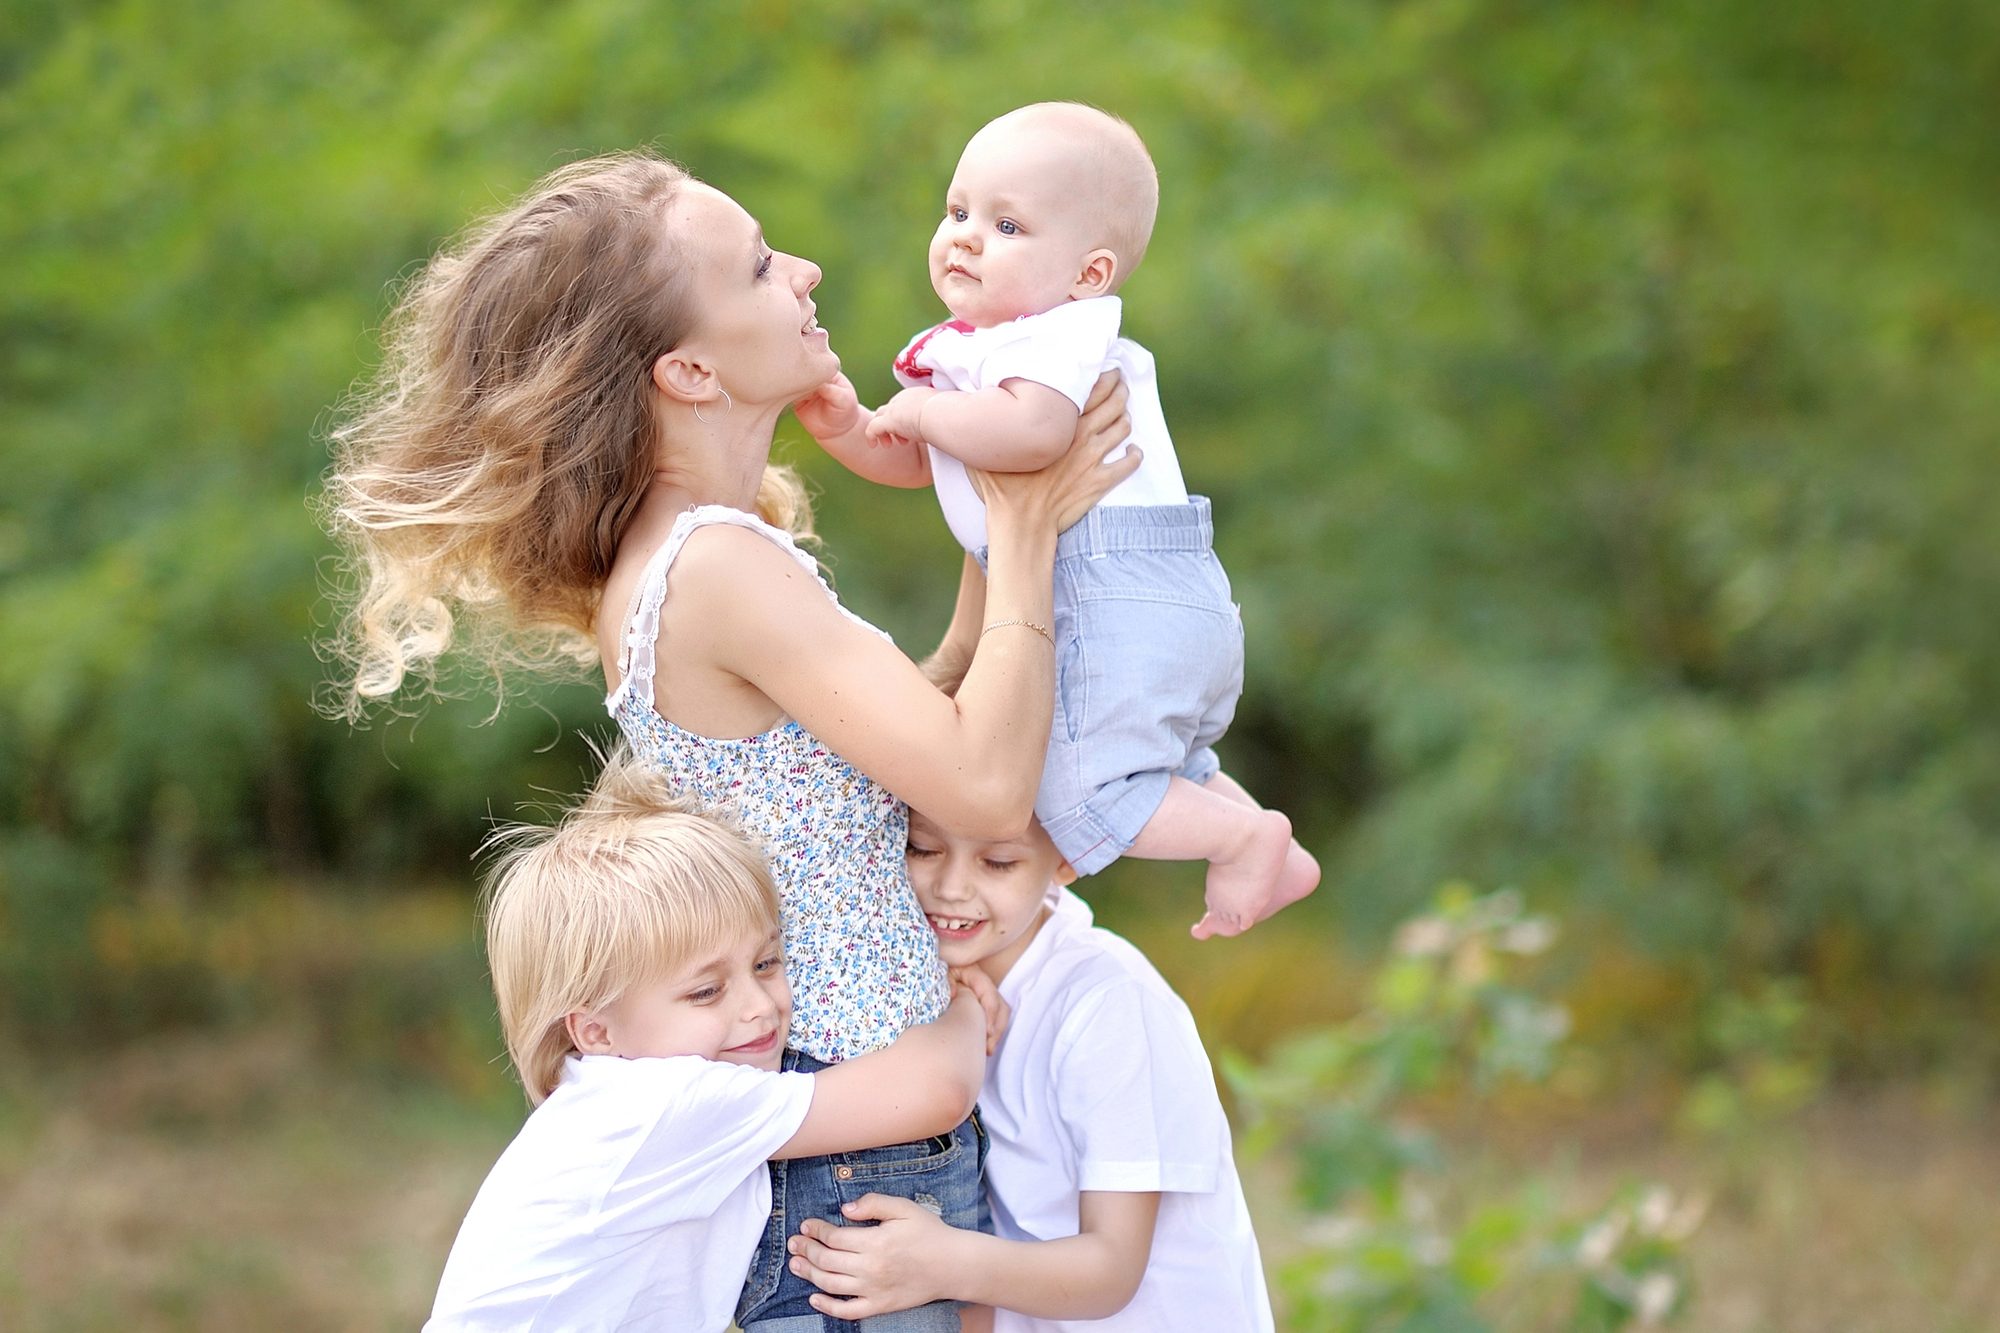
[3,0,1998,1060]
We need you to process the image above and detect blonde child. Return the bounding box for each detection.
[783,805,1273,1331]
[803,102,1319,940]
[425,755,998,1333]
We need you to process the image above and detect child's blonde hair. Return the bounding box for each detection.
[482,748,782,1105]
[321,150,812,716]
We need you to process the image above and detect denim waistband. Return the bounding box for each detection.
[1052,496,1213,560]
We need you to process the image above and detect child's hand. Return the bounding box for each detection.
[865,387,936,450]
[793,372,865,444]
[790,1195,961,1319]
[951,965,1010,1055]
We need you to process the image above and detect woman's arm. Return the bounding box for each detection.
[785,1190,1163,1320]
[676,374,1133,839]
[773,979,991,1160]
[918,555,987,695]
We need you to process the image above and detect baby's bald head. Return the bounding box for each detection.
[961,102,1158,289]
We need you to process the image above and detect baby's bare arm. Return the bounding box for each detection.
[868,380,1080,471]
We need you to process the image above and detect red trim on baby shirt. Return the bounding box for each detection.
[892,319,977,382]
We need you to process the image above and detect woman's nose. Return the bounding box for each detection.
[792,256,821,293]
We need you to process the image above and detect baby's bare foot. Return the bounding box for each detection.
[1191,809,1296,940]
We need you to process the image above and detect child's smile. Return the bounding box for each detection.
[905,809,1075,981]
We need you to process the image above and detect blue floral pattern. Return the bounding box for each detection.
[606,507,950,1062]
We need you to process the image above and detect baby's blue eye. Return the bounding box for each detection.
[996,220,1018,235]
[950,207,968,223]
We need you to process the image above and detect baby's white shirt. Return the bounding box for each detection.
[892,295,1189,554]
[424,1054,814,1333]
[982,889,1274,1333]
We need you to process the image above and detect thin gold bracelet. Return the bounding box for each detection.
[982,618,1055,647]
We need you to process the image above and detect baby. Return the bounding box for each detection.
[424,753,996,1333]
[810,102,1319,936]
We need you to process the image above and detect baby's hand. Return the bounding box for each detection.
[865,387,936,450]
[951,965,1010,1055]
[793,372,865,444]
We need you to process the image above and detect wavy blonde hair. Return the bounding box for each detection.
[321,150,811,715]
[482,747,783,1104]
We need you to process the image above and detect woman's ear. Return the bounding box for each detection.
[565,1009,617,1056]
[652,348,720,407]
[1070,249,1119,299]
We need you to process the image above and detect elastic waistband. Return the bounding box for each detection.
[1053,496,1213,560]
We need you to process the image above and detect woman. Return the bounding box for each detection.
[326,151,1135,1331]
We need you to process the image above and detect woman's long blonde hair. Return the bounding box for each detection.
[321,150,810,716]
[482,747,783,1104]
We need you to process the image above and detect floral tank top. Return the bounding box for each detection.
[605,505,951,1062]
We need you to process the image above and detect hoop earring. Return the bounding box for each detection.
[693,389,732,425]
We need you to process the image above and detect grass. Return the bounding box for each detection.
[2,1026,1997,1331]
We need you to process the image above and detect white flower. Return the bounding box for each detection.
[1396,917,1454,957]
[1500,917,1558,955]
[1577,1212,1628,1268]
[1634,1271,1678,1324]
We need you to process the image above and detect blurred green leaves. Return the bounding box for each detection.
[3,0,2000,1049]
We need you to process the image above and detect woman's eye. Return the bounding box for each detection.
[996,220,1018,236]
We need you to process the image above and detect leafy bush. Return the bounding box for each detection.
[1230,887,1703,1332]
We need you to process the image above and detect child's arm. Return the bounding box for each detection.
[792,372,933,489]
[867,380,1080,473]
[772,972,994,1160]
[786,1190,1163,1320]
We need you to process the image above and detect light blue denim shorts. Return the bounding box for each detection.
[983,497,1243,876]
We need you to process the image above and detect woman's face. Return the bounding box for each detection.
[667,183,838,410]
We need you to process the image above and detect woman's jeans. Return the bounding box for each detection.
[737,1050,990,1332]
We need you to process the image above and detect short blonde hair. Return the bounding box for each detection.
[482,748,782,1104]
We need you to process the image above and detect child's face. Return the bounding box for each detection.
[569,921,792,1072]
[905,809,1071,978]
[929,122,1103,328]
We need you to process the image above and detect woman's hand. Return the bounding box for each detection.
[969,371,1136,536]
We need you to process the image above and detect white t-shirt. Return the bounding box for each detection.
[892,295,1189,554]
[983,890,1274,1333]
[426,1054,815,1333]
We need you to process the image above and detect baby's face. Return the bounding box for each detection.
[929,122,1104,328]
[905,809,1070,976]
[574,922,792,1072]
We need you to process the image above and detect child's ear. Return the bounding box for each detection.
[1070,248,1118,299]
[565,1009,617,1056]
[1054,858,1078,887]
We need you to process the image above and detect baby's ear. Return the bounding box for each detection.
[1071,248,1119,299]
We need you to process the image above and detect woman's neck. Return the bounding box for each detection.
[651,400,785,512]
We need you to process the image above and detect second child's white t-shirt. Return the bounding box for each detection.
[425,1054,814,1333]
[984,890,1275,1333]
